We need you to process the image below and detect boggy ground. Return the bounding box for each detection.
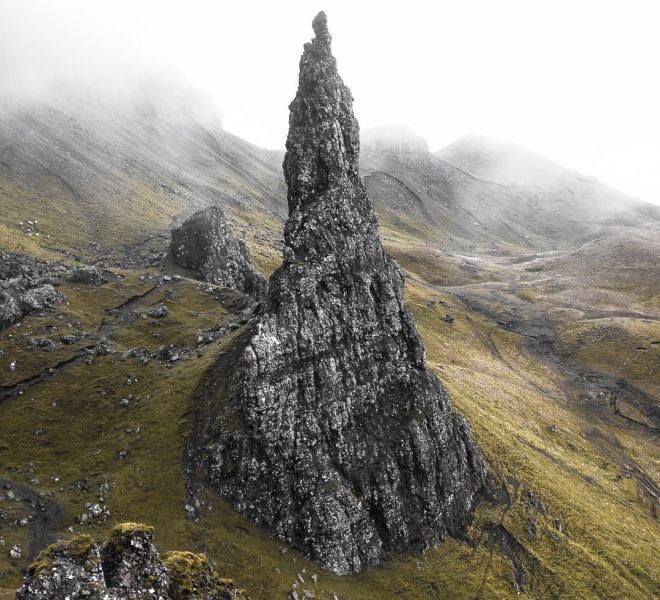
[0,214,658,599]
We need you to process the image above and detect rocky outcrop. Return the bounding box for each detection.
[202,12,486,574]
[0,249,66,329]
[68,266,110,286]
[169,206,267,300]
[16,523,246,600]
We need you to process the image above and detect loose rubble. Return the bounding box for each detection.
[0,250,66,330]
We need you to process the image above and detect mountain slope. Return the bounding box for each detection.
[360,128,659,255]
[0,93,286,264]
[0,101,658,598]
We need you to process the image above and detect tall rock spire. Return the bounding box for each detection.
[203,12,486,574]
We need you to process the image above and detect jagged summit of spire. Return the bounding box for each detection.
[312,10,330,39]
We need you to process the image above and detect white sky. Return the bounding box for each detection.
[2,0,659,203]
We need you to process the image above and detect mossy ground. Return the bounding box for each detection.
[0,214,658,599]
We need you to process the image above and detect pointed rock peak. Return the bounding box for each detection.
[284,10,360,220]
[201,11,486,575]
[312,10,330,41]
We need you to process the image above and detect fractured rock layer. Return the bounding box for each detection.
[16,523,243,600]
[204,11,486,574]
[0,249,66,329]
[170,205,267,299]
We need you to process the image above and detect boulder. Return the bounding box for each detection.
[170,206,266,300]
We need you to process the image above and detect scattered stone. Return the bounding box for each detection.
[148,303,168,318]
[442,313,455,324]
[89,341,111,356]
[36,338,55,351]
[10,544,21,559]
[60,334,77,345]
[68,266,108,286]
[0,249,66,328]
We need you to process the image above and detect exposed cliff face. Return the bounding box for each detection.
[15,524,243,600]
[203,11,486,574]
[170,206,267,299]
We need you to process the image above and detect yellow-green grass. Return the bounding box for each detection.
[555,317,660,400]
[0,176,185,261]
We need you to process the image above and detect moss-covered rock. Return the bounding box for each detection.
[163,551,238,599]
[16,524,247,600]
[16,535,106,600]
[101,522,170,597]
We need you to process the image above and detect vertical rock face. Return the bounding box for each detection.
[170,205,267,299]
[204,11,486,574]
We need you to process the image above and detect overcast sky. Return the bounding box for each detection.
[2,0,659,203]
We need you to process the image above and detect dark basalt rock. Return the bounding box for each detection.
[0,249,66,329]
[169,206,267,300]
[202,12,486,574]
[16,523,245,600]
[68,266,109,286]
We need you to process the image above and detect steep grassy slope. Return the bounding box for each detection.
[0,99,286,263]
[0,242,657,598]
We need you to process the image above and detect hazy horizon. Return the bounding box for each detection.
[1,0,658,204]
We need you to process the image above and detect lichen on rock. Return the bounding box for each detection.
[169,205,267,300]
[202,11,487,574]
[15,523,244,600]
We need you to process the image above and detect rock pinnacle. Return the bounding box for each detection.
[202,12,487,574]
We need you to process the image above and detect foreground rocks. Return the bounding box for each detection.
[202,12,486,574]
[169,206,267,300]
[0,249,66,329]
[16,523,246,599]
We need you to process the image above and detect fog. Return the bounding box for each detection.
[1,0,658,204]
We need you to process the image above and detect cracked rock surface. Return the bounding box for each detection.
[15,523,242,600]
[202,12,486,574]
[169,205,267,300]
[0,249,66,330]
